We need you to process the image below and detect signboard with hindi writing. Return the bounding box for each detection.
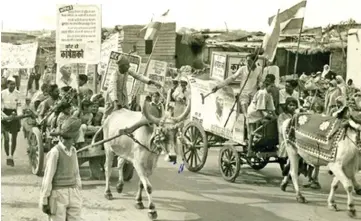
[56,4,102,64]
[1,42,38,68]
[225,53,248,83]
[101,51,142,101]
[210,52,251,83]
[98,33,119,76]
[210,52,227,81]
[144,60,168,93]
[189,77,245,143]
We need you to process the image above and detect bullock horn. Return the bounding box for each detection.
[172,97,191,123]
[142,100,162,124]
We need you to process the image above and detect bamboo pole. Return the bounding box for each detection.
[293,1,307,75]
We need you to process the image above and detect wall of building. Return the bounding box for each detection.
[175,34,197,68]
[330,48,347,79]
[122,23,176,65]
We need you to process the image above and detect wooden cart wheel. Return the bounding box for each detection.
[123,161,134,182]
[219,145,240,183]
[27,127,44,176]
[246,157,269,170]
[181,121,208,172]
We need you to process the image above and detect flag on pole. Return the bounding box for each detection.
[268,0,307,35]
[263,9,281,62]
[140,9,170,40]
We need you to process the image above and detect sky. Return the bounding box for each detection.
[0,0,360,32]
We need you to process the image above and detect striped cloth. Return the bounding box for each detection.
[268,0,307,35]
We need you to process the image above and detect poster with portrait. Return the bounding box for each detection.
[188,77,245,143]
[56,63,79,89]
[56,4,102,64]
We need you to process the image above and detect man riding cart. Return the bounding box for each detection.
[210,53,272,151]
[102,55,162,131]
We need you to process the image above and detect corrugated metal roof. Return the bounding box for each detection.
[207,40,346,55]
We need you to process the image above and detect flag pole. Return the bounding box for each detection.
[293,1,307,75]
[144,35,160,74]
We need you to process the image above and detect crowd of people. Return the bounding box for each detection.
[1,55,192,220]
[2,51,359,220]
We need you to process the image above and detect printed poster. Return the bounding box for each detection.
[189,77,245,143]
[56,4,102,64]
[144,60,168,93]
[98,33,119,76]
[210,53,226,81]
[101,51,141,101]
[1,42,38,68]
[56,64,79,89]
[226,55,247,82]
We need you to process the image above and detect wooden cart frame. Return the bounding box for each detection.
[25,117,134,181]
[181,117,286,182]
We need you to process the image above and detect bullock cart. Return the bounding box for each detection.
[24,110,134,181]
[181,77,285,182]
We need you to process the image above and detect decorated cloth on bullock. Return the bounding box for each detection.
[288,113,345,161]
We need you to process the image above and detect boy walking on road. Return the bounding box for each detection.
[39,116,83,221]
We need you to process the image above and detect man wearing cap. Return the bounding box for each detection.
[172,76,190,117]
[39,116,83,221]
[211,53,263,117]
[1,76,22,166]
[37,84,61,123]
[103,56,162,122]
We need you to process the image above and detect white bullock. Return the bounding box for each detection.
[98,99,190,220]
[280,109,361,218]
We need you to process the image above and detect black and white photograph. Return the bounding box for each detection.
[1,0,361,220]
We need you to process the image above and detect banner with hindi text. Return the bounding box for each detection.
[56,4,101,64]
[1,42,38,68]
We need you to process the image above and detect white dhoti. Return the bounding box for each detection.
[48,187,82,221]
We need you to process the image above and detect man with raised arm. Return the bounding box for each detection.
[211,53,263,117]
[103,56,162,132]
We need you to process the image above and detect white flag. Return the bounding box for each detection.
[262,9,281,62]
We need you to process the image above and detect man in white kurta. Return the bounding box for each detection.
[262,60,280,87]
[212,53,263,117]
[1,76,22,166]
